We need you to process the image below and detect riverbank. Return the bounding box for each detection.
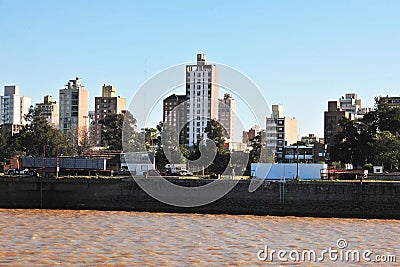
[0,176,399,219]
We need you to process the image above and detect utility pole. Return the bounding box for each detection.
[296,143,299,179]
[42,145,46,178]
[56,145,59,178]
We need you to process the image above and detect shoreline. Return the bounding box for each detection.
[0,177,399,219]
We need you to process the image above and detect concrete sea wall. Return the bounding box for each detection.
[0,177,400,219]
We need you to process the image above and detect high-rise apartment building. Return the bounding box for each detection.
[163,94,187,144]
[185,54,218,146]
[218,93,236,141]
[35,95,59,128]
[0,85,31,135]
[266,104,298,162]
[163,54,225,146]
[59,77,89,148]
[94,84,126,146]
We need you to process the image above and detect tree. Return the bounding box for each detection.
[0,125,18,161]
[143,127,159,151]
[78,126,92,154]
[12,106,73,157]
[331,97,400,170]
[248,132,274,163]
[330,118,372,168]
[100,111,139,151]
[154,122,187,169]
[245,132,274,174]
[204,119,226,153]
[372,131,400,172]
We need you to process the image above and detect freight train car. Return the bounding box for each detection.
[4,156,112,177]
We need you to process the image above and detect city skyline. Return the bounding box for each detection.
[1,1,400,137]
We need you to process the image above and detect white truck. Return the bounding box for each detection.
[251,163,328,180]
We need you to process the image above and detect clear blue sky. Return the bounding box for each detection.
[1,0,400,137]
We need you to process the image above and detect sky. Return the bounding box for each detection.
[1,0,400,138]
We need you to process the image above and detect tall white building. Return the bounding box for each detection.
[0,85,31,135]
[59,77,89,148]
[218,93,236,141]
[185,54,218,146]
[266,104,298,162]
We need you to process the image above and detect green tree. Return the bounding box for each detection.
[331,97,400,169]
[204,119,226,153]
[372,131,400,171]
[0,125,18,161]
[100,111,139,151]
[154,122,187,169]
[245,132,274,174]
[12,107,73,157]
[248,132,274,163]
[330,118,372,168]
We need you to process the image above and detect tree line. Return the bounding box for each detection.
[0,106,272,175]
[99,115,272,175]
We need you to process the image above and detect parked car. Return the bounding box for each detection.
[178,170,193,176]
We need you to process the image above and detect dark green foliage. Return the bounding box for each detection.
[0,106,74,159]
[100,111,138,151]
[331,98,400,171]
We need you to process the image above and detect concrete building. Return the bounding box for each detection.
[301,133,324,145]
[35,95,59,128]
[379,95,400,107]
[94,84,126,146]
[266,104,298,162]
[324,93,372,160]
[218,93,236,141]
[338,93,371,119]
[59,77,89,148]
[185,53,218,146]
[324,100,353,157]
[283,143,326,164]
[0,85,31,135]
[242,125,261,144]
[163,94,188,144]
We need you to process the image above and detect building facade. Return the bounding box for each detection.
[283,143,326,163]
[379,95,400,108]
[185,54,218,146]
[94,84,126,146]
[0,85,31,135]
[301,133,324,145]
[35,95,59,128]
[266,104,298,162]
[163,94,188,144]
[242,125,261,144]
[218,93,236,141]
[59,77,89,148]
[324,100,353,157]
[338,93,370,119]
